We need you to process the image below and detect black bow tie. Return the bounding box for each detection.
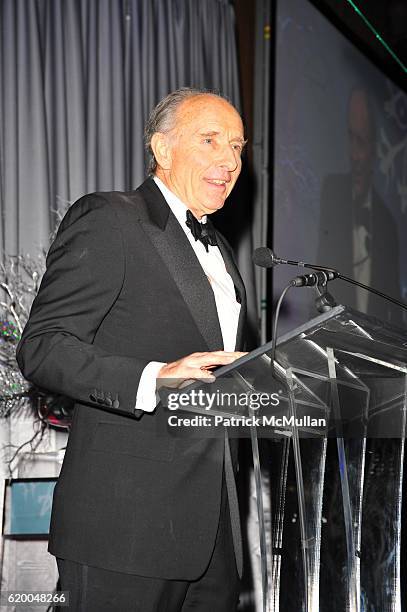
[185,210,217,252]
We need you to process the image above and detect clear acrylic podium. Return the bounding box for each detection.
[161,305,407,612]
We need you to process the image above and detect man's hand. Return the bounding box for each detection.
[157,351,247,389]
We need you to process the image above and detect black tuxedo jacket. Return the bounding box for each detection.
[317,174,401,324]
[16,178,247,580]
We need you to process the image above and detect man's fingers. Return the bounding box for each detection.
[189,351,246,367]
[157,350,247,387]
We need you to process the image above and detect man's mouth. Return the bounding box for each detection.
[204,178,229,187]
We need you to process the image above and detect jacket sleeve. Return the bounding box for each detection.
[16,193,149,416]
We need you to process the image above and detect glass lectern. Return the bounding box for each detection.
[161,305,407,612]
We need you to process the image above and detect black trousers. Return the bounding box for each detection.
[56,482,240,612]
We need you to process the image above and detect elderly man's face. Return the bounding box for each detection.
[348,90,375,202]
[155,95,245,218]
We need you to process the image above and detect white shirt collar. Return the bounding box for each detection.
[153,176,207,231]
[352,186,372,210]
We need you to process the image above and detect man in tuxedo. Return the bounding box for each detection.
[317,86,401,324]
[16,88,247,611]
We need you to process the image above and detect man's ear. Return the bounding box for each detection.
[151,133,172,170]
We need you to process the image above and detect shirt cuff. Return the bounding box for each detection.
[135,361,167,412]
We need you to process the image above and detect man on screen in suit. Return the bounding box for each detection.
[317,86,401,324]
[16,88,247,611]
[317,87,404,608]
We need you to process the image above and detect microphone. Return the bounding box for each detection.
[253,247,296,268]
[253,247,338,274]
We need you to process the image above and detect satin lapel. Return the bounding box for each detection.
[216,233,247,351]
[136,180,224,351]
[340,179,356,306]
[370,189,385,291]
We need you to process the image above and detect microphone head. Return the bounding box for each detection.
[253,247,278,268]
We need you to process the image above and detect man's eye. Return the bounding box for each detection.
[232,144,242,153]
[203,138,213,144]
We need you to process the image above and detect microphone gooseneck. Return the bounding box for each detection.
[253,247,407,311]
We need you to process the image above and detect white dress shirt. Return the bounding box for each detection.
[353,189,372,313]
[135,176,241,412]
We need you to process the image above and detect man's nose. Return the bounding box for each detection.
[218,145,239,171]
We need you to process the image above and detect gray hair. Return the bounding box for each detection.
[144,87,232,174]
